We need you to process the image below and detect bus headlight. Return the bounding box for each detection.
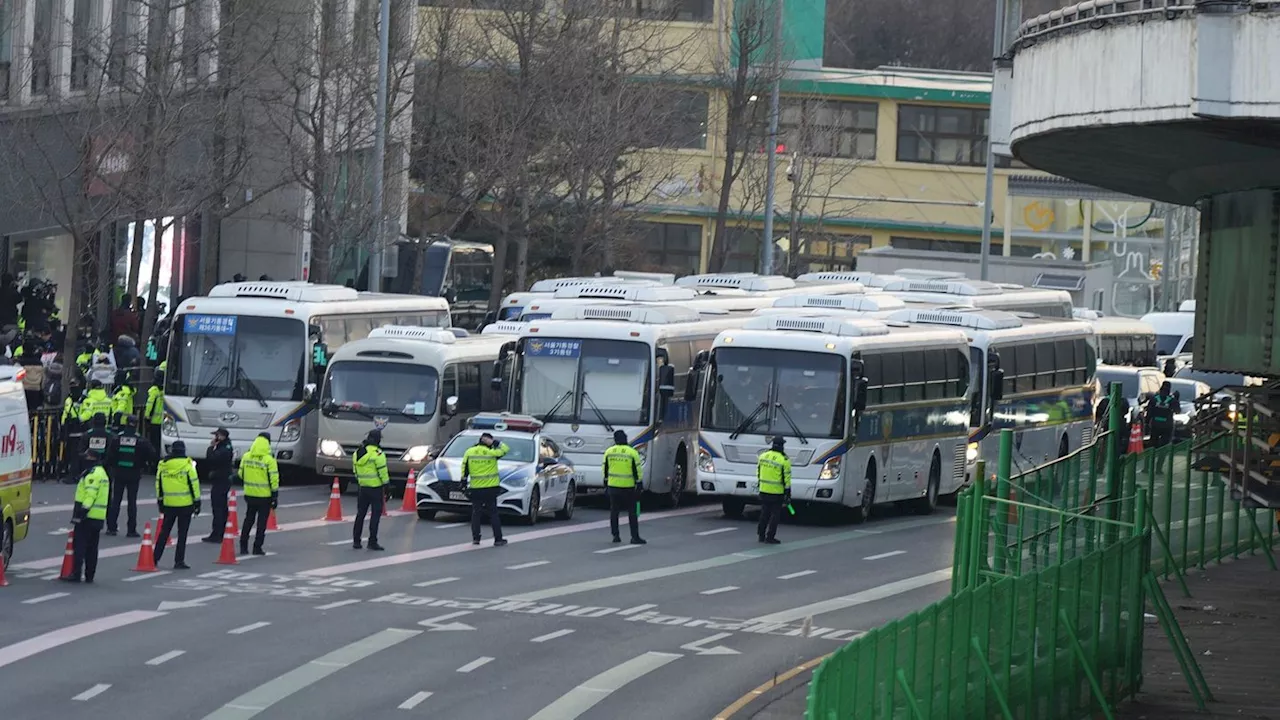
[818,456,841,481]
[401,445,433,463]
[318,439,344,458]
[280,419,302,442]
[161,417,177,437]
[966,443,979,462]
[697,449,715,473]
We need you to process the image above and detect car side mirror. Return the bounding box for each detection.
[538,457,556,469]
[444,395,459,416]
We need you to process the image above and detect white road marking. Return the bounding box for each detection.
[146,650,186,666]
[527,652,682,720]
[0,610,166,669]
[398,691,433,710]
[417,611,475,632]
[315,599,362,611]
[699,586,739,596]
[616,604,657,616]
[279,500,326,509]
[228,622,271,635]
[22,592,70,605]
[506,560,551,570]
[594,544,641,554]
[201,629,420,720]
[435,523,467,529]
[413,577,459,588]
[530,629,576,643]
[863,550,906,561]
[73,684,112,701]
[750,569,953,623]
[325,540,354,546]
[680,633,740,656]
[48,528,72,535]
[456,656,494,673]
[778,570,816,580]
[695,527,737,536]
[240,552,277,561]
[122,571,171,582]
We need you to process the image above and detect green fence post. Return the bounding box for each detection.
[1197,466,1209,569]
[1058,609,1117,720]
[1105,383,1122,542]
[969,636,1015,720]
[1162,445,1175,577]
[995,432,1013,575]
[1181,442,1191,573]
[1247,510,1278,570]
[954,491,968,594]
[895,669,926,720]
[971,463,987,588]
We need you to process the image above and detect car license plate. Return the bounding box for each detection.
[449,492,468,501]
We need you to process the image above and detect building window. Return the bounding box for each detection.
[108,0,133,86]
[779,99,877,160]
[31,0,55,96]
[636,0,715,21]
[896,105,989,166]
[70,0,96,90]
[182,1,205,78]
[792,234,871,273]
[354,0,375,57]
[0,1,12,100]
[639,89,708,149]
[723,227,762,273]
[890,235,1042,258]
[641,222,701,273]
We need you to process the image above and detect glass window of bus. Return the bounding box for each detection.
[318,317,347,344]
[924,350,946,400]
[1034,342,1056,390]
[322,360,439,420]
[968,347,985,426]
[862,353,882,406]
[455,362,483,413]
[1013,345,1035,394]
[1080,339,1096,383]
[1155,334,1182,355]
[1054,340,1076,387]
[903,351,925,402]
[703,348,845,438]
[663,341,693,395]
[879,352,904,404]
[516,339,651,426]
[167,315,305,401]
[345,316,374,342]
[1180,335,1193,354]
[441,365,457,407]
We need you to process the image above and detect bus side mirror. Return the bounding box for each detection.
[658,365,675,398]
[444,395,459,416]
[990,367,1006,402]
[303,383,317,403]
[853,378,869,413]
[498,341,515,362]
[490,360,503,390]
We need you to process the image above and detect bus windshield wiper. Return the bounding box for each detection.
[773,402,809,445]
[193,365,229,404]
[235,367,269,408]
[730,401,769,440]
[580,391,614,433]
[537,390,574,422]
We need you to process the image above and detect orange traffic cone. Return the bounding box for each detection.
[228,489,240,534]
[0,554,9,587]
[401,469,417,512]
[323,478,344,521]
[215,518,238,565]
[157,515,174,546]
[267,508,279,531]
[58,530,76,580]
[1128,422,1144,454]
[132,522,157,572]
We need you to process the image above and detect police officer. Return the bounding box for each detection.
[105,415,154,538]
[110,370,135,427]
[462,432,509,547]
[201,427,234,544]
[144,370,165,452]
[756,437,792,544]
[238,432,278,556]
[78,379,113,424]
[1145,381,1178,448]
[352,429,388,551]
[603,430,645,545]
[60,378,85,482]
[154,440,200,569]
[62,449,110,583]
[82,412,112,473]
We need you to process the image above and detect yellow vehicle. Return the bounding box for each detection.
[0,365,33,571]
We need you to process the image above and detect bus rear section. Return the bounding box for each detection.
[0,366,33,569]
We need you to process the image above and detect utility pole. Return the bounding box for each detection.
[367,0,392,291]
[761,0,784,276]
[979,0,1009,281]
[786,152,801,275]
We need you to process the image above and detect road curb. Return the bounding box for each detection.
[713,653,831,719]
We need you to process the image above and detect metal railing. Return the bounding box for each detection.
[1014,0,1197,50]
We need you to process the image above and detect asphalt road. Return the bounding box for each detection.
[2,480,957,719]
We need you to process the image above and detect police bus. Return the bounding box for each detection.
[695,315,972,522]
[495,272,677,321]
[887,308,1098,476]
[1073,310,1158,367]
[163,281,451,476]
[0,365,33,571]
[880,278,1075,318]
[496,303,754,506]
[316,324,523,494]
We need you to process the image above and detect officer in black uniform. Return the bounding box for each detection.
[105,414,155,537]
[82,413,113,471]
[201,427,234,544]
[60,378,86,483]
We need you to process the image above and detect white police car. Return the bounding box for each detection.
[413,413,577,524]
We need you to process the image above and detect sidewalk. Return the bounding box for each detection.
[1117,555,1280,719]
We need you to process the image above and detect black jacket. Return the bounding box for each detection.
[203,439,234,486]
[106,428,155,479]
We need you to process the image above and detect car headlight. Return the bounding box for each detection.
[818,456,841,481]
[1229,403,1238,413]
[318,439,344,457]
[502,473,529,488]
[401,445,433,463]
[161,416,177,437]
[966,443,979,462]
[697,448,715,473]
[280,419,302,442]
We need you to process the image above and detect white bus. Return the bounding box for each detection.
[315,324,523,494]
[497,303,754,506]
[163,282,451,475]
[695,315,973,522]
[1140,309,1195,357]
[495,272,676,321]
[1073,310,1158,367]
[887,308,1098,476]
[881,278,1075,318]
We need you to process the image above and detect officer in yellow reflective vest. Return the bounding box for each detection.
[238,433,279,556]
[603,430,645,545]
[78,380,113,423]
[352,429,389,551]
[154,441,201,570]
[144,373,165,451]
[111,370,135,427]
[462,432,509,546]
[62,449,110,583]
[756,437,792,544]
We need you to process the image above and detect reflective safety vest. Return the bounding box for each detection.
[602,444,642,488]
[156,457,200,508]
[79,389,113,423]
[62,395,81,425]
[76,465,111,521]
[145,385,165,424]
[239,437,279,498]
[462,443,509,489]
[354,445,389,488]
[112,385,135,419]
[756,450,792,495]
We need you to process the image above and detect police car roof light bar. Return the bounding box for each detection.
[467,413,544,433]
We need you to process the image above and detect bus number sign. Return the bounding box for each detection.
[185,314,238,336]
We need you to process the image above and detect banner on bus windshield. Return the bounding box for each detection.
[526,339,581,358]
[184,314,238,336]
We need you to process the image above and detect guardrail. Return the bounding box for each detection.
[1014,0,1197,50]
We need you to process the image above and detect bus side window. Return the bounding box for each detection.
[1055,340,1076,387]
[441,365,458,411]
[903,351,925,402]
[480,361,505,412]
[862,353,882,406]
[924,350,946,400]
[457,363,483,414]
[1035,342,1056,390]
[880,352,904,404]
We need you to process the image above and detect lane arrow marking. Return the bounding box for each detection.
[157,594,227,612]
[417,611,476,632]
[680,632,740,656]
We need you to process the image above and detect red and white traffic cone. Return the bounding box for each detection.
[401,469,417,512]
[1128,422,1145,455]
[58,530,76,580]
[266,508,280,531]
[228,489,240,534]
[215,518,238,565]
[157,515,174,546]
[323,478,344,521]
[132,521,158,572]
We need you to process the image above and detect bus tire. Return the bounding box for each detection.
[722,498,745,519]
[2,518,11,570]
[663,456,687,509]
[913,453,941,515]
[851,465,876,524]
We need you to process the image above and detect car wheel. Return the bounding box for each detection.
[527,487,541,525]
[416,509,436,521]
[555,482,576,521]
[663,458,686,508]
[1,520,11,571]
[912,455,940,515]
[851,475,875,524]
[721,498,745,519]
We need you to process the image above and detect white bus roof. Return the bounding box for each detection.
[180,285,450,320]
[880,278,1006,296]
[551,284,699,302]
[330,333,512,366]
[766,293,906,313]
[367,326,458,344]
[675,273,797,292]
[716,320,969,356]
[1178,300,1195,312]
[796,271,905,288]
[1086,317,1157,335]
[549,303,704,325]
[891,307,1094,343]
[744,314,891,337]
[480,321,531,336]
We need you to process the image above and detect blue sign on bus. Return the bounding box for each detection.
[526,339,581,358]
[184,314,238,336]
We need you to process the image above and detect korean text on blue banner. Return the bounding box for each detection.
[526,339,582,358]
[184,314,238,336]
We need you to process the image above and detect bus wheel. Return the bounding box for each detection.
[913,454,941,515]
[664,458,687,508]
[722,498,745,519]
[1,519,12,571]
[851,473,875,524]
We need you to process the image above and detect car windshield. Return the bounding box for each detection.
[1155,334,1184,355]
[1173,368,1258,392]
[702,347,846,439]
[1096,369,1140,398]
[1167,379,1209,401]
[515,338,651,426]
[439,435,537,463]
[167,314,306,401]
[322,361,439,421]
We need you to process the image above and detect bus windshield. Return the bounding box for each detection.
[321,361,439,422]
[167,315,306,402]
[516,338,651,426]
[1155,334,1183,355]
[702,348,846,440]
